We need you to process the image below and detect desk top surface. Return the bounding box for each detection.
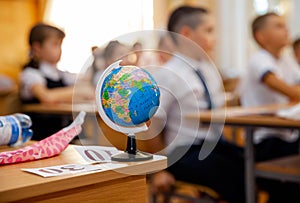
[23,103,300,128]
[188,104,300,128]
[22,102,97,114]
[0,143,167,199]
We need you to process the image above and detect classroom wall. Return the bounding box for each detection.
[0,0,44,82]
[2,0,296,83]
[153,0,216,29]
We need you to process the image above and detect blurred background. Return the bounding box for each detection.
[1,2,300,202]
[1,0,299,82]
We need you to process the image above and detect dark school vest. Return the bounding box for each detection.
[22,76,67,104]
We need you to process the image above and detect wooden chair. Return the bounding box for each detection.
[223,77,240,107]
[152,181,224,203]
[255,155,300,184]
[222,77,245,147]
[254,155,300,203]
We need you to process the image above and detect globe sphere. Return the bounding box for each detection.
[100,65,160,127]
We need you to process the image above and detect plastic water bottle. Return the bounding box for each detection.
[0,113,33,146]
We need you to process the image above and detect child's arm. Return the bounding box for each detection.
[31,83,95,104]
[136,117,166,154]
[263,72,300,102]
[31,84,74,103]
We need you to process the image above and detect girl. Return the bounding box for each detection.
[20,23,92,140]
[21,23,78,103]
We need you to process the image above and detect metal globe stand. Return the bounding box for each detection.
[111,133,153,162]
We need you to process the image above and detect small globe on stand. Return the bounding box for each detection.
[96,60,160,162]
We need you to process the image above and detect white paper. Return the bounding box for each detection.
[276,103,300,120]
[22,164,103,177]
[22,162,128,178]
[74,145,120,163]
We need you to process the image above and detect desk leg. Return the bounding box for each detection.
[245,127,255,203]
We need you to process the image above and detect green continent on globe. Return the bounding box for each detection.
[101,66,160,126]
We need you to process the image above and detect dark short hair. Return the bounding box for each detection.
[293,38,300,50]
[251,12,279,43]
[29,23,65,46]
[167,6,208,33]
[24,23,65,70]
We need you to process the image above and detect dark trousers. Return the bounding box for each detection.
[28,113,73,141]
[255,137,300,203]
[167,140,245,203]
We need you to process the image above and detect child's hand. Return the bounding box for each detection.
[146,120,151,127]
[150,170,175,194]
[289,87,300,103]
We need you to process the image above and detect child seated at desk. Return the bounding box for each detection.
[240,13,300,203]
[293,38,300,66]
[149,6,245,203]
[91,40,134,86]
[20,23,92,140]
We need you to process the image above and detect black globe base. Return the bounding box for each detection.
[111,133,153,162]
[111,151,153,162]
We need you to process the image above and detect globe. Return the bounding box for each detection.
[95,60,160,162]
[100,64,160,127]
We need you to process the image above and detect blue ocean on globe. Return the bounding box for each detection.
[101,65,160,127]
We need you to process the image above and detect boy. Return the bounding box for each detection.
[150,6,245,203]
[240,13,300,203]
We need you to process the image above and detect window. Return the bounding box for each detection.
[253,0,289,15]
[253,0,269,14]
[45,0,153,73]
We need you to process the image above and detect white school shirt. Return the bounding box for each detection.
[150,53,225,154]
[20,62,76,101]
[240,49,300,143]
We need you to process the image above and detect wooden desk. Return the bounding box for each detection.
[22,102,97,115]
[188,104,300,203]
[0,144,167,202]
[195,104,300,128]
